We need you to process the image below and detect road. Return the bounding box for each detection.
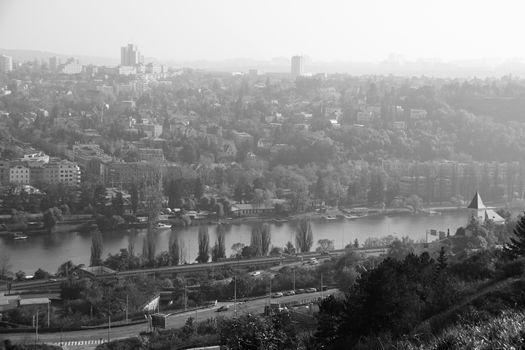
[1,289,336,348]
[1,248,386,294]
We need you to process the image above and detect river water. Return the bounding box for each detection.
[0,210,477,274]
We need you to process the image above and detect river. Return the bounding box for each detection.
[0,210,478,274]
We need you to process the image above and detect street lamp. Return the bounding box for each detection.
[293,268,296,292]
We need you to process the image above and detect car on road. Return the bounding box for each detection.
[295,289,305,294]
[283,290,295,296]
[271,292,283,298]
[305,287,317,293]
[250,271,261,277]
[216,305,229,312]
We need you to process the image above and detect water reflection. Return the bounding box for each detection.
[0,211,471,273]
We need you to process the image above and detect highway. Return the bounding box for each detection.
[1,289,337,348]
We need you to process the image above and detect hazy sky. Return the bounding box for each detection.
[0,0,524,62]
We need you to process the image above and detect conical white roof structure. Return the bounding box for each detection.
[467,192,486,209]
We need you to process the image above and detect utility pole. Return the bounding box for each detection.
[293,268,296,292]
[35,310,39,346]
[268,277,272,305]
[234,275,237,316]
[126,294,129,323]
[184,283,187,311]
[320,273,323,298]
[107,315,111,343]
[47,301,50,328]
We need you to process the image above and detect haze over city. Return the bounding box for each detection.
[1,0,525,64]
[3,1,525,349]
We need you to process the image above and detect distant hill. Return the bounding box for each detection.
[0,48,119,66]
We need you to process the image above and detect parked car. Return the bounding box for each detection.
[305,288,317,293]
[295,289,305,294]
[283,290,295,296]
[250,271,261,277]
[216,305,229,312]
[271,292,283,298]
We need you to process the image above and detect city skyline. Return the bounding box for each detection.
[1,0,525,63]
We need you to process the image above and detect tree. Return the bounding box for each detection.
[90,229,103,266]
[43,207,62,234]
[181,142,199,164]
[196,226,210,263]
[212,225,226,262]
[387,236,415,261]
[250,226,263,256]
[437,246,447,270]
[326,254,436,347]
[241,245,258,258]
[231,243,245,258]
[0,254,11,280]
[316,239,334,253]
[269,247,283,256]
[504,214,525,259]
[165,179,183,208]
[169,232,181,266]
[33,268,51,280]
[194,178,204,199]
[405,194,423,214]
[311,295,346,348]
[112,192,124,216]
[261,223,271,256]
[130,183,138,214]
[93,184,106,212]
[215,202,224,218]
[219,312,296,350]
[296,218,314,253]
[15,270,26,281]
[284,241,296,255]
[56,261,84,278]
[354,238,359,248]
[142,230,156,267]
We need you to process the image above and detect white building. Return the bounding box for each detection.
[410,109,428,120]
[60,58,83,74]
[9,164,30,184]
[0,55,13,74]
[467,192,505,225]
[21,152,50,165]
[43,160,81,186]
[118,66,137,76]
[49,56,60,71]
[291,55,303,79]
[120,43,142,66]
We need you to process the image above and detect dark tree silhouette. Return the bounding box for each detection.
[504,213,525,259]
[196,226,210,263]
[90,229,103,266]
[296,218,313,253]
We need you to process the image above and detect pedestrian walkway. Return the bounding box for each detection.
[51,339,106,347]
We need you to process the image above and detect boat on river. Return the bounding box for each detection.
[421,209,441,216]
[156,222,172,229]
[10,232,28,240]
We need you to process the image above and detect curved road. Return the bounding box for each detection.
[2,289,337,347]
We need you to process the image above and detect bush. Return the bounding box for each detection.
[95,337,143,350]
[497,258,525,279]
